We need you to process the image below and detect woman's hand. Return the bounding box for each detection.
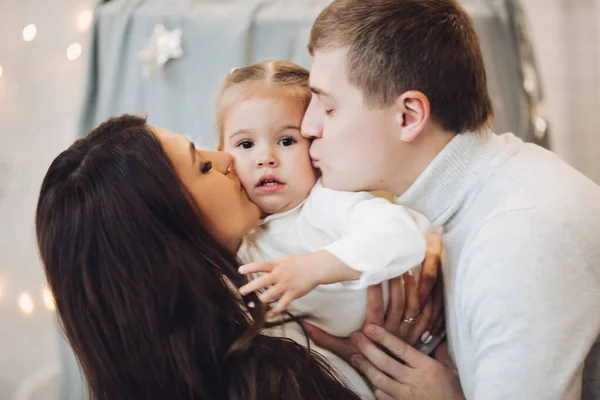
[415,234,445,344]
[373,233,445,345]
[349,324,464,400]
[304,274,441,359]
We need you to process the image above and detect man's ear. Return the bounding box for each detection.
[393,91,431,143]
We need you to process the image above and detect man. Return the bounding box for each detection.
[301,0,600,398]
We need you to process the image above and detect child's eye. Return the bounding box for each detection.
[325,109,335,116]
[237,140,254,149]
[278,137,296,147]
[201,160,212,174]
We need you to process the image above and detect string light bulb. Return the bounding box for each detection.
[67,43,82,61]
[0,65,3,80]
[23,24,37,42]
[18,292,34,315]
[77,10,93,32]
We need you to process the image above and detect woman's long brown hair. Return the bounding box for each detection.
[35,115,360,400]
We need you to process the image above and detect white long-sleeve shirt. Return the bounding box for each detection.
[397,131,600,399]
[238,179,426,337]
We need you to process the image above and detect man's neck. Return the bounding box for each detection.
[388,125,455,196]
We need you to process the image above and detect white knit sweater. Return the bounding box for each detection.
[397,131,600,399]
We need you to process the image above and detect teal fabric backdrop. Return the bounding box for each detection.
[77,0,328,147]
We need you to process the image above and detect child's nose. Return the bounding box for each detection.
[256,155,279,168]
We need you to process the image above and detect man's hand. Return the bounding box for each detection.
[350,324,465,400]
[239,251,361,317]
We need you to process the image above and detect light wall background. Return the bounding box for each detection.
[0,0,598,398]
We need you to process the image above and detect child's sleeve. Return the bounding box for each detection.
[311,182,427,289]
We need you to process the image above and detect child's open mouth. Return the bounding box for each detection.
[256,175,286,193]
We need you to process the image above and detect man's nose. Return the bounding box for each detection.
[301,97,324,140]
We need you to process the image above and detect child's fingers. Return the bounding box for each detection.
[258,285,284,304]
[267,293,294,317]
[239,273,276,296]
[238,261,275,275]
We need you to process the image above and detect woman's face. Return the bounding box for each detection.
[154,127,260,251]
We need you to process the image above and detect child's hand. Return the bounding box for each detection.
[238,251,362,317]
[238,254,320,317]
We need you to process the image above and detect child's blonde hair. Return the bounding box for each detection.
[216,60,311,148]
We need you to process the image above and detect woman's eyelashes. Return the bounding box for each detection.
[201,160,212,174]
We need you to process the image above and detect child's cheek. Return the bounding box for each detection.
[237,168,254,192]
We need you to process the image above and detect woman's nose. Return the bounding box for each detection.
[203,150,234,174]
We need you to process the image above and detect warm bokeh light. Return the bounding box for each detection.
[42,286,56,311]
[77,10,93,32]
[67,42,82,61]
[0,277,5,302]
[0,65,3,80]
[23,24,37,42]
[535,116,548,133]
[18,293,34,315]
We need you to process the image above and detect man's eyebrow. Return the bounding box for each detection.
[310,86,333,99]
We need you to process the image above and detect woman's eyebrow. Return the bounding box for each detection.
[189,141,196,166]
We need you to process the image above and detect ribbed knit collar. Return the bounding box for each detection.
[396,131,509,227]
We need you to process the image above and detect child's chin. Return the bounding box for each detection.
[257,197,296,215]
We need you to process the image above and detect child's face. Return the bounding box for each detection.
[222,94,317,215]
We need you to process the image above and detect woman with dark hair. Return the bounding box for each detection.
[36,114,438,399]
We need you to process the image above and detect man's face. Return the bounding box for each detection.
[301,48,401,193]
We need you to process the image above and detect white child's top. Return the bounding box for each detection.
[238,179,427,337]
